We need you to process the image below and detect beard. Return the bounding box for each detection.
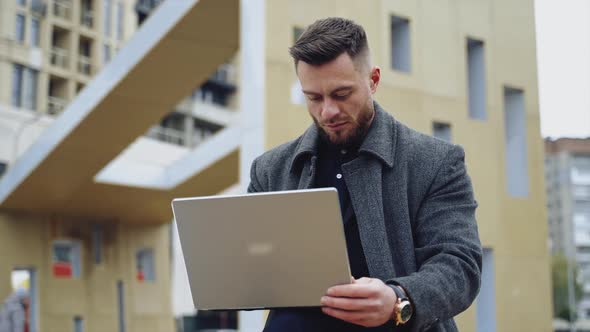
[313,102,375,148]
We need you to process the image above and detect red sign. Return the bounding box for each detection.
[53,262,72,278]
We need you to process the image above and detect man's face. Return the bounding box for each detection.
[297,53,380,146]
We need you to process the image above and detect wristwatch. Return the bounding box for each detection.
[391,285,413,325]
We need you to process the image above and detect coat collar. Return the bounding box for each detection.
[289,101,396,172]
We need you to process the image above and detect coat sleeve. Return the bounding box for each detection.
[247,156,264,194]
[387,145,482,331]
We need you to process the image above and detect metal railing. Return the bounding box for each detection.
[53,0,72,20]
[50,47,69,69]
[146,126,185,146]
[78,55,92,75]
[47,96,67,115]
[210,64,236,83]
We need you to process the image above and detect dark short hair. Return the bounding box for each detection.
[289,17,369,68]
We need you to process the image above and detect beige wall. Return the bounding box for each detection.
[0,212,173,332]
[264,0,552,331]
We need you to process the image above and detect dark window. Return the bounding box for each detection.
[15,14,26,42]
[92,225,103,264]
[390,15,411,72]
[467,38,487,120]
[136,248,155,282]
[432,122,452,142]
[0,162,7,178]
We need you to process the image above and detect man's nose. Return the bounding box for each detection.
[321,99,340,122]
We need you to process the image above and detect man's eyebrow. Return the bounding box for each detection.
[302,90,320,95]
[302,86,354,95]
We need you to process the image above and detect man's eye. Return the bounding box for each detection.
[307,95,321,102]
[334,93,350,100]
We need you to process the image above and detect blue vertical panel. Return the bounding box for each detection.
[477,248,496,332]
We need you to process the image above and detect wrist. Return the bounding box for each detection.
[390,284,413,325]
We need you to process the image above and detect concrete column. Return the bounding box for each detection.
[238,0,266,330]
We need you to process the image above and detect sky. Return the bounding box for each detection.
[535,0,590,139]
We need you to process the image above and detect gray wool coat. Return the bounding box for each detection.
[247,102,482,332]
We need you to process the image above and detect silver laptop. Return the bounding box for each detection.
[171,188,352,310]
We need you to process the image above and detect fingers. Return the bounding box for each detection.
[321,306,375,326]
[322,277,395,328]
[327,280,380,298]
[321,296,381,311]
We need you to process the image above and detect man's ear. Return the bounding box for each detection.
[370,66,381,94]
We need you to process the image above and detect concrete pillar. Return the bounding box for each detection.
[238,0,266,330]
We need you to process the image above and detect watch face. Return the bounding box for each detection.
[400,302,413,322]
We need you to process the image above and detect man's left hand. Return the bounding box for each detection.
[320,277,396,327]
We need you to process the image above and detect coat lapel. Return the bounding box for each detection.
[341,102,397,280]
[342,157,396,280]
[297,156,317,189]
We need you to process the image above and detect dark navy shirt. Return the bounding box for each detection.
[264,138,392,332]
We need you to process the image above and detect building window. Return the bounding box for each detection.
[12,64,24,107]
[467,38,487,120]
[390,15,411,73]
[432,122,452,142]
[31,17,40,47]
[136,248,155,282]
[116,2,124,41]
[74,316,84,332]
[79,38,93,75]
[81,0,93,28]
[503,86,529,198]
[135,0,163,25]
[12,64,38,110]
[53,0,72,20]
[15,14,26,43]
[17,0,26,7]
[22,67,38,110]
[103,44,111,64]
[0,162,7,179]
[103,0,112,36]
[52,240,82,278]
[92,225,103,264]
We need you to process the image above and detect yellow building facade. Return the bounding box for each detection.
[261,0,552,331]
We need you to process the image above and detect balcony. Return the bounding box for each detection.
[50,47,69,69]
[578,252,590,264]
[206,64,237,91]
[31,0,47,16]
[78,55,92,76]
[53,0,72,20]
[80,10,93,28]
[47,96,67,115]
[146,126,185,146]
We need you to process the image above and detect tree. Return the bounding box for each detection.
[552,254,583,321]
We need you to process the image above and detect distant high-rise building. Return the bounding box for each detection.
[545,138,590,318]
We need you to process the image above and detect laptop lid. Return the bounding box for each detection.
[172,188,352,310]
